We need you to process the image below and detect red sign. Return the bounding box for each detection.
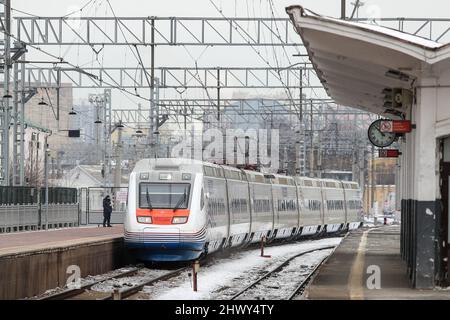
[379,149,401,158]
[380,120,412,133]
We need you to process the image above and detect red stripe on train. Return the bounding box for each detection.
[136,208,190,225]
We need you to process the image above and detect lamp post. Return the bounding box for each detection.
[43,133,52,230]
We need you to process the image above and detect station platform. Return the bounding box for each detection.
[306,225,450,300]
[0,226,126,300]
[0,225,123,256]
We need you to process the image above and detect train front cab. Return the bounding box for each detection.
[125,161,206,262]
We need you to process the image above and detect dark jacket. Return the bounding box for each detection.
[103,197,112,215]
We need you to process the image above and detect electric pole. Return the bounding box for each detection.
[341,0,346,19]
[1,0,11,186]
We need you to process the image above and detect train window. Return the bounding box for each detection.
[254,175,264,183]
[214,168,223,178]
[227,171,241,180]
[224,170,232,179]
[204,166,215,177]
[139,183,190,209]
[303,180,313,187]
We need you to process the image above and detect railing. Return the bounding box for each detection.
[353,18,450,43]
[0,187,80,233]
[0,205,39,232]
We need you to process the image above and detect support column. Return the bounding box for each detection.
[411,81,438,288]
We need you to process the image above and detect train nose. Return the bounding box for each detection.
[142,227,181,247]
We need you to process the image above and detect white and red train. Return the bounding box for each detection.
[125,158,363,261]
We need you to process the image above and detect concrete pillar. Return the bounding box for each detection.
[410,79,438,288]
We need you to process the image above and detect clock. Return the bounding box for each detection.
[368,120,396,148]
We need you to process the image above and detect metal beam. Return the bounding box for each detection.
[25,66,316,89]
[112,99,375,124]
[353,17,450,42]
[16,16,303,47]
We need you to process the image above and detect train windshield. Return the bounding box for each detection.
[139,183,190,209]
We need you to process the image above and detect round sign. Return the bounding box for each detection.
[368,120,396,148]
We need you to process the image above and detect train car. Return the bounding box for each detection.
[125,158,363,262]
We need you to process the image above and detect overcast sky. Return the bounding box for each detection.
[13,0,450,19]
[10,0,450,107]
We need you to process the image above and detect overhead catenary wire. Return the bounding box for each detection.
[10,2,327,128]
[208,0,302,119]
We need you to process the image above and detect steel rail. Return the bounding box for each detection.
[38,265,144,300]
[102,267,189,300]
[230,245,336,300]
[287,253,331,300]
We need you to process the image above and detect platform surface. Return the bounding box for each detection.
[307,225,450,300]
[0,226,124,257]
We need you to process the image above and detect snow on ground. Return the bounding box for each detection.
[32,266,139,299]
[235,248,334,300]
[90,268,168,292]
[149,238,342,300]
[363,216,397,227]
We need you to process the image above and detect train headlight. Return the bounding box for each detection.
[172,216,188,224]
[140,173,149,180]
[137,216,152,224]
[182,173,192,180]
[159,173,172,180]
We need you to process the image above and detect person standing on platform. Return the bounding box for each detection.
[103,195,113,227]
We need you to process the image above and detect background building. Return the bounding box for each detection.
[363,158,397,216]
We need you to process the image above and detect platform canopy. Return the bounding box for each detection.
[286,6,450,116]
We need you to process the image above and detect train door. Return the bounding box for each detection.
[295,182,302,233]
[340,182,348,227]
[268,177,276,238]
[318,181,326,226]
[243,172,253,242]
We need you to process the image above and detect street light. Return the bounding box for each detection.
[38,98,48,106]
[3,91,12,99]
[116,120,125,129]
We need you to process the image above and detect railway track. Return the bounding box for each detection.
[230,246,335,300]
[37,237,342,300]
[38,265,190,300]
[39,266,145,300]
[101,267,189,300]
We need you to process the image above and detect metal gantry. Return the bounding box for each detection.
[24,65,316,90]
[353,17,450,43]
[3,10,424,186]
[15,16,303,47]
[15,16,450,45]
[3,13,314,186]
[111,99,370,123]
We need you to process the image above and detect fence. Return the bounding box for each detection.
[79,187,128,225]
[0,186,80,233]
